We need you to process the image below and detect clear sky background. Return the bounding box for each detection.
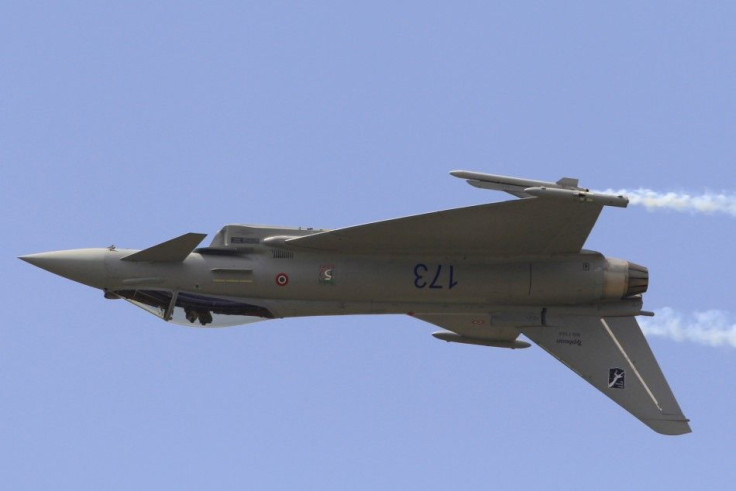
[3,2,735,489]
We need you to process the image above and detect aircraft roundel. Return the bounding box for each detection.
[275,273,289,286]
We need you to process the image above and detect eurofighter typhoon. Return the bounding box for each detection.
[20,171,690,435]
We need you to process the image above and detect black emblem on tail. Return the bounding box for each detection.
[608,368,625,389]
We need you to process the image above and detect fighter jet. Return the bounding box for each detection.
[19,170,690,435]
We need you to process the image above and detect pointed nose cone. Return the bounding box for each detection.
[19,249,109,289]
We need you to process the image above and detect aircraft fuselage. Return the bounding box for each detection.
[22,243,644,323]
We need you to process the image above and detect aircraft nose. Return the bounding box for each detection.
[19,249,109,289]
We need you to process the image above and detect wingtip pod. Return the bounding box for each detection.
[524,187,629,208]
[450,170,574,197]
[451,170,629,207]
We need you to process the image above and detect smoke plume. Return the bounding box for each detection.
[589,188,736,347]
[600,189,736,217]
[639,308,736,348]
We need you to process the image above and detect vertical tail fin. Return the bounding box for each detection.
[521,315,690,435]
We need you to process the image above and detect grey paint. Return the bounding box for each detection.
[19,171,690,435]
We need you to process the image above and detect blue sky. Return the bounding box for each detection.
[3,2,736,489]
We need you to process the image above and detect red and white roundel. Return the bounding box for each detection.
[275,273,289,286]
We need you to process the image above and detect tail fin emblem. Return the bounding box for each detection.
[608,368,625,389]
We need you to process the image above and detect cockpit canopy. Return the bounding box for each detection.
[196,224,327,256]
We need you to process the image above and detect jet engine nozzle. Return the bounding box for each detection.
[625,262,649,296]
[602,258,649,300]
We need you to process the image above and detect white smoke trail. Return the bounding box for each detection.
[639,308,736,348]
[599,189,736,217]
[587,188,736,347]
